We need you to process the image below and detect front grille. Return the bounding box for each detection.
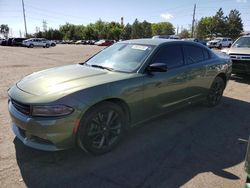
[232,59,250,72]
[32,136,53,145]
[11,99,31,115]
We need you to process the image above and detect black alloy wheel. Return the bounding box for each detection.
[207,76,225,107]
[78,102,125,154]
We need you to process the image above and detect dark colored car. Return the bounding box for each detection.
[7,38,14,46]
[8,39,232,154]
[12,38,27,46]
[1,39,7,46]
[95,39,114,46]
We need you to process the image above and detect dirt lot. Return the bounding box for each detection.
[0,45,250,188]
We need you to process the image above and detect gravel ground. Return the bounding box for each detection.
[0,45,249,188]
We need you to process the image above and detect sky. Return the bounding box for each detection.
[0,0,249,37]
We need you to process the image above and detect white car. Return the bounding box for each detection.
[207,37,233,49]
[22,38,51,48]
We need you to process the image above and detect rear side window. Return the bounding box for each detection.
[183,45,204,64]
[203,49,210,60]
[153,44,184,69]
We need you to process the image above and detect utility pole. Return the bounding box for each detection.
[42,20,47,32]
[21,0,28,37]
[191,3,196,38]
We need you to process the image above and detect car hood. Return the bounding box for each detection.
[228,47,250,55]
[16,64,133,96]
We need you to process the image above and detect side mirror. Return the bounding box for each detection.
[147,63,168,72]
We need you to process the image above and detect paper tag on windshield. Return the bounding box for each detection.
[132,45,148,51]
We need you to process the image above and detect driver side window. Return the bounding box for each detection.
[152,44,184,69]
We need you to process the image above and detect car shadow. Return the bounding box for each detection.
[14,96,250,188]
[231,74,250,84]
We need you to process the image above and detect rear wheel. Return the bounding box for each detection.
[218,44,222,49]
[29,44,34,48]
[77,102,126,155]
[207,77,225,107]
[46,44,50,48]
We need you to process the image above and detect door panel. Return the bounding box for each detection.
[142,44,189,118]
[142,66,189,117]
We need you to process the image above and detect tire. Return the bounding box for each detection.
[77,102,126,155]
[228,43,232,48]
[46,44,50,48]
[218,44,222,49]
[206,76,225,107]
[29,44,34,48]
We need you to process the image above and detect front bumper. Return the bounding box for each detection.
[207,43,219,48]
[8,100,77,151]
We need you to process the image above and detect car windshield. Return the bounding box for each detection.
[232,37,250,48]
[85,43,154,72]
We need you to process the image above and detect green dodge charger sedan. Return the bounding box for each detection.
[8,39,232,154]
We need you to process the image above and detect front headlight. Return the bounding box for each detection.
[32,105,74,117]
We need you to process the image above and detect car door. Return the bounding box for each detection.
[182,44,208,101]
[142,43,189,117]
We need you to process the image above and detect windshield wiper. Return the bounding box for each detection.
[90,64,114,71]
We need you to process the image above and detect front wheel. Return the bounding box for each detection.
[207,77,225,107]
[77,102,126,155]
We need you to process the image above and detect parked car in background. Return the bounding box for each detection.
[1,39,7,46]
[152,35,180,40]
[49,40,56,47]
[85,40,96,45]
[75,40,86,45]
[0,38,5,45]
[223,35,250,75]
[8,39,232,154]
[22,38,51,48]
[207,37,233,49]
[12,38,27,46]
[182,38,207,46]
[152,35,170,39]
[95,39,114,46]
[7,38,14,46]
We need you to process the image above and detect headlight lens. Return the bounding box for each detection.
[32,105,74,117]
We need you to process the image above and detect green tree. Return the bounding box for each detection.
[121,24,132,40]
[213,8,227,36]
[179,29,190,38]
[227,9,243,39]
[196,16,215,39]
[141,20,152,38]
[0,24,9,38]
[131,19,144,39]
[151,22,175,36]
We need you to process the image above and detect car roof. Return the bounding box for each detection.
[120,38,203,47]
